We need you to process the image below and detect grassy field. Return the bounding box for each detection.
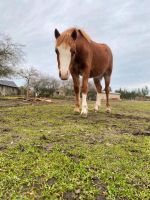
[0,98,150,200]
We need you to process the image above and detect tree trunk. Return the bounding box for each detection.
[26,79,29,100]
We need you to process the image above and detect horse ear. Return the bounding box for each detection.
[54,28,60,39]
[78,29,82,36]
[71,30,77,40]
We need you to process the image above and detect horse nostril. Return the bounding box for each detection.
[59,71,61,78]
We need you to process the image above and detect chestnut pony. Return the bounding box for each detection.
[54,27,113,116]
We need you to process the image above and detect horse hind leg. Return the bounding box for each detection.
[104,74,111,113]
[93,77,102,112]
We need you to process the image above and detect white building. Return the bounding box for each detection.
[101,92,121,100]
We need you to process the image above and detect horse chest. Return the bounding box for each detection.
[79,69,83,76]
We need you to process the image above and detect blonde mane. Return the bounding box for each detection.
[56,27,91,47]
[78,29,91,43]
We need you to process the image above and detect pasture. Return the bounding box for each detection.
[0,98,150,200]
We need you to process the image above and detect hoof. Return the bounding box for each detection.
[80,108,88,117]
[106,107,111,113]
[80,112,88,117]
[94,106,99,113]
[94,104,100,113]
[74,107,80,113]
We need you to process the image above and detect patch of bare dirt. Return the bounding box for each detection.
[0,127,11,133]
[61,150,85,163]
[63,191,75,200]
[39,135,48,140]
[0,98,55,108]
[92,177,107,200]
[0,99,29,107]
[18,144,25,152]
[109,113,150,122]
[133,130,150,136]
[0,145,7,151]
[46,177,57,186]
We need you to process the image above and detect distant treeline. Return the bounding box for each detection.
[115,86,149,100]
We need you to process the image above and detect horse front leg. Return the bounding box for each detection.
[81,74,89,116]
[72,74,80,113]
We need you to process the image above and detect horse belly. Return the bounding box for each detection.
[90,53,112,77]
[89,66,105,78]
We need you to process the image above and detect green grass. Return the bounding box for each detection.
[0,100,150,199]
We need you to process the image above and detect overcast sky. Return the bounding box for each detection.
[0,0,150,91]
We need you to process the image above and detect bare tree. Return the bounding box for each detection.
[48,77,60,95]
[17,67,39,99]
[0,34,24,77]
[31,75,60,97]
[61,79,74,96]
[141,86,149,96]
[30,74,49,96]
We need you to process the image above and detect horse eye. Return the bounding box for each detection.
[71,50,75,55]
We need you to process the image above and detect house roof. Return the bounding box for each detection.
[0,80,18,88]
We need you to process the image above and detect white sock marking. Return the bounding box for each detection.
[95,93,101,111]
[81,93,88,115]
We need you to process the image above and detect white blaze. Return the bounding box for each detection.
[58,44,71,77]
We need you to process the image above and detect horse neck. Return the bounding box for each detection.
[76,37,89,53]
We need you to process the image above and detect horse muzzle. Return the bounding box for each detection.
[59,70,70,80]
